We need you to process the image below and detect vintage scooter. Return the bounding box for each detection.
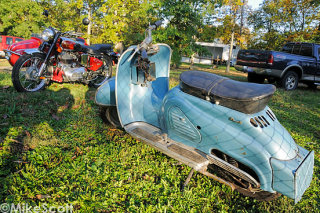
[95,21,314,203]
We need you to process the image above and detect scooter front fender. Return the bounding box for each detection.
[95,77,116,106]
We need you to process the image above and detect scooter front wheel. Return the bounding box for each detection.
[99,106,121,128]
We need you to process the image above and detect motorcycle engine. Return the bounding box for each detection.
[58,52,86,82]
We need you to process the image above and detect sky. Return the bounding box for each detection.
[247,0,263,9]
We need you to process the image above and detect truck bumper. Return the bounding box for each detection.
[235,65,283,78]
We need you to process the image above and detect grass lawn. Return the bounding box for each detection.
[0,59,319,212]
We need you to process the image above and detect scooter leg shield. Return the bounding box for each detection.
[95,77,116,106]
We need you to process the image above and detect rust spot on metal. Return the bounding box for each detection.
[229,117,242,124]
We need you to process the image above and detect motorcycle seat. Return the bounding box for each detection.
[74,43,113,54]
[179,71,276,114]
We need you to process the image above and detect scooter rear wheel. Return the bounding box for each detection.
[99,106,121,128]
[208,153,281,201]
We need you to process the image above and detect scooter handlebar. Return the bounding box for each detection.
[127,20,162,62]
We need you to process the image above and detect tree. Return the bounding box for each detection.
[76,0,104,45]
[221,0,243,73]
[153,0,211,68]
[37,0,88,35]
[0,0,45,38]
[93,0,151,50]
[248,0,320,50]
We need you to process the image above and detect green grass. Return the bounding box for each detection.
[0,59,10,67]
[0,63,319,212]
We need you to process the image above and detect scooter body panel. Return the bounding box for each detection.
[160,86,313,200]
[115,44,171,127]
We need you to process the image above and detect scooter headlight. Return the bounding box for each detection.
[41,28,55,41]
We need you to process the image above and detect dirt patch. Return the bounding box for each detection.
[0,67,12,72]
[0,59,11,71]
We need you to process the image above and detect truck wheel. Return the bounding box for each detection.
[247,73,265,84]
[280,71,299,90]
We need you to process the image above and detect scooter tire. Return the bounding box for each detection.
[99,106,121,128]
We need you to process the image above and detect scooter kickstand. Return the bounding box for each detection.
[181,168,195,192]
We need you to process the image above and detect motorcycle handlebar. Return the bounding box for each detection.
[62,31,83,37]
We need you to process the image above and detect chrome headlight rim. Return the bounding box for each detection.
[41,28,55,42]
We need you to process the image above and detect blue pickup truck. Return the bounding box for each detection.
[235,42,320,90]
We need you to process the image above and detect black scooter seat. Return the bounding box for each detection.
[74,43,112,54]
[180,71,276,114]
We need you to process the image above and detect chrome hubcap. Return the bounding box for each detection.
[19,57,46,91]
[286,75,296,90]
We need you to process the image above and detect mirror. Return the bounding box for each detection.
[82,18,90,26]
[43,10,49,17]
[154,20,162,27]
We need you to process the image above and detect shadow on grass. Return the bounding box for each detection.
[0,86,75,202]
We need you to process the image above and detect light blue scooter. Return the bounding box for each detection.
[95,22,314,203]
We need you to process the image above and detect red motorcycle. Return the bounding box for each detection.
[12,19,116,92]
[4,35,87,67]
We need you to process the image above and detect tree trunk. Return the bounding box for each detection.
[115,42,124,54]
[87,5,92,45]
[226,30,234,73]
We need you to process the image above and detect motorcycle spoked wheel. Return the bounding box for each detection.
[207,154,280,201]
[99,106,122,128]
[89,57,113,88]
[12,53,49,92]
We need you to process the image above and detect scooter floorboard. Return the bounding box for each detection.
[125,121,238,190]
[125,122,209,172]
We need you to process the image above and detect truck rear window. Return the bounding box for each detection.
[282,44,293,53]
[292,44,301,55]
[300,44,313,57]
